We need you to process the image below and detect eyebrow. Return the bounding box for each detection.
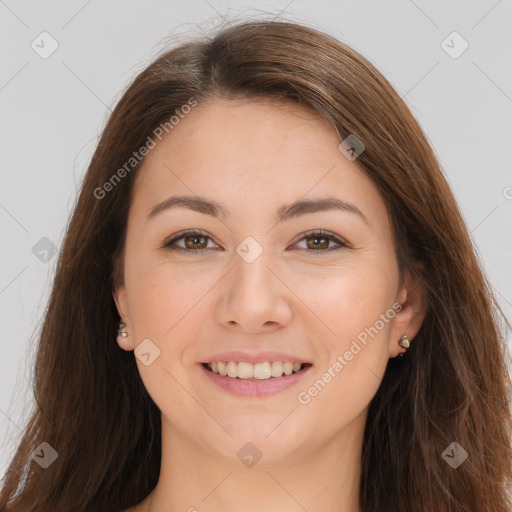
[146,194,369,225]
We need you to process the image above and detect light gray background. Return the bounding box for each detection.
[1,0,511,476]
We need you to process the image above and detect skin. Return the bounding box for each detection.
[114,98,426,512]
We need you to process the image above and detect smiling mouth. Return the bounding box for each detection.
[202,361,312,381]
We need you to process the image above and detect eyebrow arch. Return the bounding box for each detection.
[146,194,369,225]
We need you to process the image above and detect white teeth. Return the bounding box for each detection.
[283,362,293,375]
[270,361,283,377]
[206,360,306,380]
[253,362,271,380]
[226,361,238,378]
[217,361,227,376]
[237,362,253,379]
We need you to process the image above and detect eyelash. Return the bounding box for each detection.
[162,229,348,255]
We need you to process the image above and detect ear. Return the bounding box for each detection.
[112,285,135,351]
[389,267,427,358]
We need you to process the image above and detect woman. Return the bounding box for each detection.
[0,18,510,512]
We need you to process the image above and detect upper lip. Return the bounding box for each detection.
[200,351,312,365]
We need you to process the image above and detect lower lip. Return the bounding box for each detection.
[199,363,312,397]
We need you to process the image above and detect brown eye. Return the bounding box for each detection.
[294,230,346,253]
[183,234,208,250]
[163,229,347,255]
[305,234,330,250]
[163,230,217,253]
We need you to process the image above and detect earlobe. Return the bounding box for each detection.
[112,287,135,351]
[389,269,427,357]
[115,319,136,351]
[116,321,135,351]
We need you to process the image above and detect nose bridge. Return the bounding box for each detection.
[219,235,289,330]
[232,236,275,298]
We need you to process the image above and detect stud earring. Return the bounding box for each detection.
[118,322,128,338]
[398,334,410,349]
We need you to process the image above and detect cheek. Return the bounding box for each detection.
[292,257,397,412]
[292,255,397,342]
[124,257,203,410]
[125,247,199,337]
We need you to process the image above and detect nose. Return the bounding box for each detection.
[215,248,292,333]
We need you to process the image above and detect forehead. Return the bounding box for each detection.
[138,98,341,178]
[130,98,388,229]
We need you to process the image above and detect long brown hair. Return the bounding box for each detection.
[1,18,511,512]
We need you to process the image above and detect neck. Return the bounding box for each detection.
[144,412,365,512]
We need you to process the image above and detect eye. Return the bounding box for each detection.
[162,229,348,255]
[163,230,218,253]
[292,230,347,253]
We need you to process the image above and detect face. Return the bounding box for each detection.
[113,98,425,464]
